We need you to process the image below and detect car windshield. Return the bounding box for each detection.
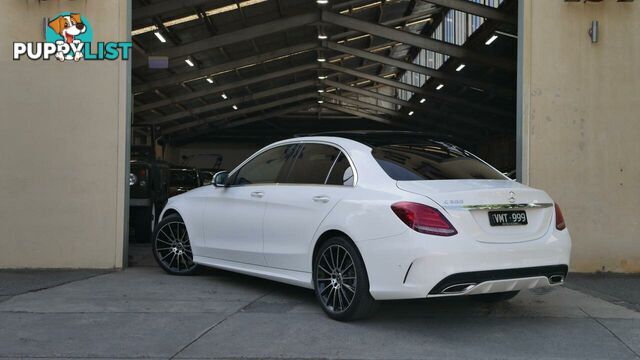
[371,141,505,181]
[170,170,199,187]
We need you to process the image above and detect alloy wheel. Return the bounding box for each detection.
[154,221,196,273]
[316,244,357,313]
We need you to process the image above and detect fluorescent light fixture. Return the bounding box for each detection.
[408,111,414,116]
[317,0,328,4]
[132,0,267,36]
[318,34,328,40]
[436,84,444,90]
[495,30,517,39]
[317,100,324,104]
[352,1,380,11]
[405,17,432,27]
[221,93,228,99]
[318,75,327,80]
[346,34,370,42]
[185,58,195,67]
[456,64,466,72]
[239,0,264,8]
[317,89,325,93]
[206,78,214,84]
[232,105,238,110]
[485,35,498,45]
[420,98,426,103]
[339,1,380,13]
[153,32,166,43]
[317,57,326,62]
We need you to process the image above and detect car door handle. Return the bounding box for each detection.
[313,195,330,203]
[250,191,264,198]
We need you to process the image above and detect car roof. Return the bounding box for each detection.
[296,130,458,147]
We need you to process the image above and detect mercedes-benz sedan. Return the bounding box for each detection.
[152,131,571,321]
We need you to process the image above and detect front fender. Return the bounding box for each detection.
[157,191,207,251]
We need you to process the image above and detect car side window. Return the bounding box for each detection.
[326,152,354,186]
[230,144,298,186]
[284,144,341,185]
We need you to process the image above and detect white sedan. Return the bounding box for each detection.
[152,132,571,321]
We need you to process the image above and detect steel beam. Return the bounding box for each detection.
[133,42,317,93]
[330,7,442,43]
[324,79,414,108]
[321,11,515,71]
[164,92,318,134]
[220,103,314,129]
[322,101,480,142]
[142,80,316,125]
[145,13,319,62]
[174,102,315,142]
[321,93,408,123]
[324,86,502,132]
[135,63,316,113]
[320,102,406,129]
[321,92,469,133]
[326,41,514,98]
[321,62,511,117]
[323,64,515,119]
[133,0,223,20]
[423,0,517,25]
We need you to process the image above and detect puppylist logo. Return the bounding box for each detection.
[13,12,132,62]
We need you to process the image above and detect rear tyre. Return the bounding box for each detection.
[470,290,519,303]
[313,236,378,321]
[152,213,200,276]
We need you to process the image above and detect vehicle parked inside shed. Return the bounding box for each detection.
[152,132,570,321]
[129,159,170,243]
[168,168,201,197]
[198,170,214,186]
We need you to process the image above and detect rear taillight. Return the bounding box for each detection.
[554,203,566,230]
[391,202,457,236]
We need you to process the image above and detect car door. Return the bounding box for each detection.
[201,144,299,265]
[263,143,355,272]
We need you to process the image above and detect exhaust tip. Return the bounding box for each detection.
[441,283,476,294]
[549,275,564,284]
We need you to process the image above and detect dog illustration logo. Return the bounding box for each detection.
[13,12,131,62]
[46,12,93,62]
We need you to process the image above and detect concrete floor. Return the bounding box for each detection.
[0,253,639,360]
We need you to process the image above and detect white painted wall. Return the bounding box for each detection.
[521,0,640,272]
[0,0,129,268]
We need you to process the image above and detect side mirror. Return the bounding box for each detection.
[213,171,229,187]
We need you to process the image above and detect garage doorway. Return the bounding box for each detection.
[127,0,518,266]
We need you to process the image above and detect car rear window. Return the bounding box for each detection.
[372,142,505,181]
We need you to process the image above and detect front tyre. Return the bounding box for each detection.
[152,213,200,276]
[313,236,378,321]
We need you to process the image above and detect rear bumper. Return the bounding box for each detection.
[427,265,567,297]
[356,227,571,300]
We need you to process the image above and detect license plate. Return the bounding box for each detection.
[488,210,528,226]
